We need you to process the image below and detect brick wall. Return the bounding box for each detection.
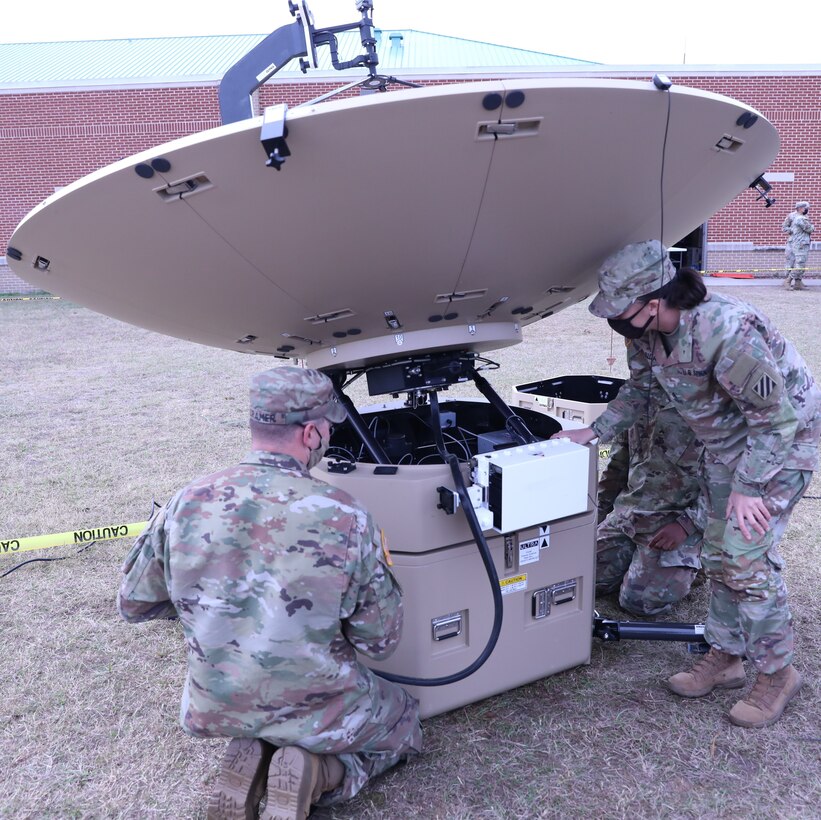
[0,261,39,294]
[2,72,819,293]
[0,84,223,292]
[669,75,821,249]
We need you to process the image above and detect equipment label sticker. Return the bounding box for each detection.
[519,538,540,565]
[539,524,551,550]
[500,574,527,595]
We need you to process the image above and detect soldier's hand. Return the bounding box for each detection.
[648,521,688,551]
[551,426,596,445]
[726,491,771,541]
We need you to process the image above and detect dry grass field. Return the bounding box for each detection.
[2,283,821,819]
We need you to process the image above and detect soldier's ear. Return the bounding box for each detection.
[301,421,320,445]
[646,298,660,315]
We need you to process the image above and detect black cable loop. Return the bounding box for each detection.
[373,391,504,687]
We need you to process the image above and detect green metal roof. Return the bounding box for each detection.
[0,30,597,89]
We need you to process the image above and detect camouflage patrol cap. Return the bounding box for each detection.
[589,240,676,318]
[250,366,347,425]
[795,201,810,210]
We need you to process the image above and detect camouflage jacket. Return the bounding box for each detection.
[592,293,821,496]
[790,213,814,248]
[118,451,403,741]
[597,371,704,534]
[782,212,796,246]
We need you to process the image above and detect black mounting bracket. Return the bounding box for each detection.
[749,174,776,208]
[219,0,403,126]
[260,103,291,169]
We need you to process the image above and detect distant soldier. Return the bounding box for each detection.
[596,367,704,617]
[784,200,813,289]
[117,366,421,820]
[555,240,821,729]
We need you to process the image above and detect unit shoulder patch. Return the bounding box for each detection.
[752,372,777,401]
[722,351,782,408]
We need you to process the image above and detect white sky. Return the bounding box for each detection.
[4,0,821,66]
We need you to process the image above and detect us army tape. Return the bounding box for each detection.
[1,522,147,555]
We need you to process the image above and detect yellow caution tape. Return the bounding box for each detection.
[0,295,61,301]
[704,267,821,275]
[1,522,147,555]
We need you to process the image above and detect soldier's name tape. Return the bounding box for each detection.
[1,522,147,555]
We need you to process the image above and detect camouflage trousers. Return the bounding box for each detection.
[700,455,812,673]
[785,246,809,280]
[186,668,421,805]
[271,671,420,805]
[596,512,701,616]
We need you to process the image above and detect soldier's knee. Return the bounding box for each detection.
[716,556,773,601]
[617,590,672,617]
[595,575,623,595]
[618,567,697,615]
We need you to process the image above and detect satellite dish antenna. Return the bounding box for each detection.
[4,0,779,711]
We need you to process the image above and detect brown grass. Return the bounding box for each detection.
[2,283,820,819]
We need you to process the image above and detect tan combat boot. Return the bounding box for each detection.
[667,647,746,697]
[794,279,807,290]
[263,747,344,820]
[728,665,803,728]
[207,737,275,820]
[783,275,793,289]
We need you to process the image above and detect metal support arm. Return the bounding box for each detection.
[219,0,382,125]
[467,367,538,446]
[593,616,707,645]
[330,379,391,465]
[219,20,309,125]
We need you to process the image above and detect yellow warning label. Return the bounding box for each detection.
[0,522,147,555]
[499,573,527,595]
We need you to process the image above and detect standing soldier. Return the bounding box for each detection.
[118,366,421,820]
[784,200,813,289]
[782,201,799,287]
[555,240,821,729]
[596,368,704,617]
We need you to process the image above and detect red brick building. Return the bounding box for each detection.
[1,33,819,293]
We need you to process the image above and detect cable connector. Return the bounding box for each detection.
[436,486,460,515]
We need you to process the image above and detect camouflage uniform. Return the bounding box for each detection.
[789,212,813,285]
[784,201,813,286]
[118,369,421,805]
[591,255,821,673]
[782,210,796,237]
[596,363,704,616]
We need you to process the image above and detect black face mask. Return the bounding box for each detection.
[607,304,655,339]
